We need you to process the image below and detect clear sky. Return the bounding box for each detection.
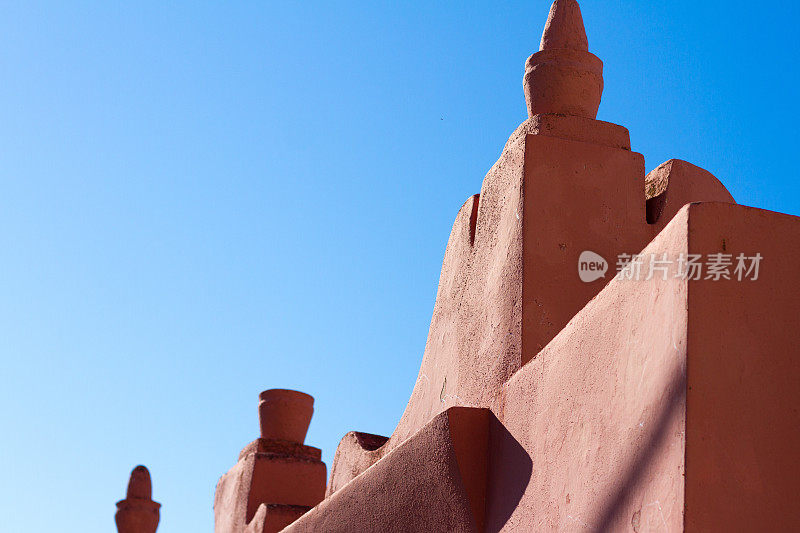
[1,1,798,531]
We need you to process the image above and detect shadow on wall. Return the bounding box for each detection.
[593,365,687,532]
[485,413,532,533]
[481,364,686,533]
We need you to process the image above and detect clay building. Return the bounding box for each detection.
[116,1,800,531]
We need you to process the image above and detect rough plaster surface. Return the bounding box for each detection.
[328,87,733,505]
[310,203,800,532]
[285,408,489,533]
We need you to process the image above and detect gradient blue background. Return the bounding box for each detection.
[1,1,798,531]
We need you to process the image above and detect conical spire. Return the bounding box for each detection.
[524,0,603,119]
[539,0,589,51]
[126,465,152,500]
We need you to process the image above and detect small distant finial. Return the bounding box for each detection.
[539,0,589,51]
[126,465,152,500]
[116,465,160,533]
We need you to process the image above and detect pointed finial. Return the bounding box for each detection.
[126,465,152,500]
[524,0,603,119]
[540,0,589,51]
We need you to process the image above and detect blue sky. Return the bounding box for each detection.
[1,1,798,531]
